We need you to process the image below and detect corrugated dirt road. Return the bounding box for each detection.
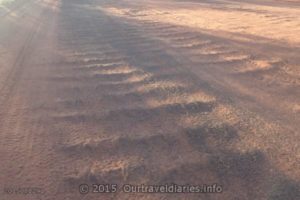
[0,0,299,199]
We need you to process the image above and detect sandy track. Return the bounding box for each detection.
[0,0,299,200]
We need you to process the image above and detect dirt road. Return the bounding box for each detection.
[0,0,299,199]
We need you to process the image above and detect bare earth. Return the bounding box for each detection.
[0,0,299,199]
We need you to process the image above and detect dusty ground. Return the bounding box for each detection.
[0,0,299,199]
